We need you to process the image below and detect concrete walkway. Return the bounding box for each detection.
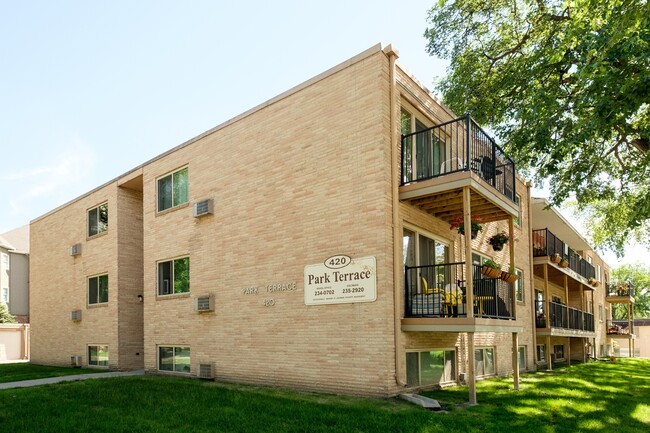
[0,370,144,389]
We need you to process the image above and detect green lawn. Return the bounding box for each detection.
[0,363,100,383]
[1,359,648,432]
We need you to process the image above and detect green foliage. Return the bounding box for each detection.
[425,0,650,254]
[0,303,17,323]
[612,262,650,318]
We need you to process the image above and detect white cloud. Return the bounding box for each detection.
[1,138,97,226]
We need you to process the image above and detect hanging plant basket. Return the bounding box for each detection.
[500,271,519,284]
[487,232,511,251]
[450,216,483,239]
[482,265,502,279]
[551,253,561,264]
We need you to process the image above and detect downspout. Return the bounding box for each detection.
[385,44,406,387]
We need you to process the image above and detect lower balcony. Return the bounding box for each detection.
[535,301,595,337]
[606,320,634,336]
[402,262,521,333]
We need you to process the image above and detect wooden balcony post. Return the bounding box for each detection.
[468,331,477,405]
[463,187,474,319]
[512,332,520,390]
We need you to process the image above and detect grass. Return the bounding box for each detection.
[1,359,649,432]
[0,363,100,383]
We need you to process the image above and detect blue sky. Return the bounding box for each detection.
[0,1,643,265]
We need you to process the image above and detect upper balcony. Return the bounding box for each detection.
[532,228,597,290]
[400,114,518,224]
[606,282,636,304]
[401,262,521,333]
[535,300,595,337]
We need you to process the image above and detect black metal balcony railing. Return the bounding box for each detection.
[606,320,634,335]
[535,300,595,332]
[606,282,635,297]
[532,228,596,281]
[401,114,516,203]
[404,262,514,320]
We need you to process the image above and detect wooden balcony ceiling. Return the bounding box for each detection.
[400,171,518,224]
[405,187,511,224]
[533,263,593,291]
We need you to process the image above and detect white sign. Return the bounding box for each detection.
[304,255,377,305]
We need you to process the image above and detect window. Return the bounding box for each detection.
[553,345,565,360]
[599,304,603,322]
[406,349,456,386]
[518,346,526,371]
[158,346,190,373]
[536,344,546,362]
[596,264,601,282]
[157,167,189,212]
[1,287,8,304]
[88,203,108,237]
[158,257,190,295]
[587,256,593,265]
[515,269,524,302]
[514,194,521,226]
[1,253,9,270]
[88,345,109,367]
[403,227,450,287]
[400,107,445,182]
[88,275,108,304]
[475,347,495,377]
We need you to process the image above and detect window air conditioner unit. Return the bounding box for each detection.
[71,355,82,368]
[69,243,82,256]
[70,310,82,321]
[193,199,214,218]
[195,294,215,312]
[198,363,215,379]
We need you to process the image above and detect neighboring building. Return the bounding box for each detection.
[617,319,650,358]
[29,44,612,401]
[530,199,611,367]
[0,225,29,323]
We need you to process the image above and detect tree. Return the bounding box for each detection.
[424,0,650,255]
[611,262,650,319]
[0,302,17,324]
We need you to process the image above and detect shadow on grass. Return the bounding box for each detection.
[0,359,648,432]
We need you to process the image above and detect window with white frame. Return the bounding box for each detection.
[403,227,450,290]
[518,346,526,371]
[553,345,565,360]
[515,269,524,302]
[158,257,190,296]
[597,264,601,282]
[1,287,8,304]
[1,253,9,270]
[475,347,495,377]
[158,346,190,373]
[536,344,546,363]
[406,349,456,386]
[88,203,108,237]
[157,167,189,212]
[88,345,109,367]
[88,274,108,305]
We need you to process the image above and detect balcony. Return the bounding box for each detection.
[535,300,595,335]
[606,282,635,304]
[402,262,520,332]
[532,228,597,289]
[606,320,634,336]
[399,114,518,224]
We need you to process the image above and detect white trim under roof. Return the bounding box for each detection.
[530,197,593,252]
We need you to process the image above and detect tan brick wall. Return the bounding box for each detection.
[117,186,145,369]
[141,49,397,396]
[31,189,121,368]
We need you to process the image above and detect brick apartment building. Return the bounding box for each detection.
[30,44,614,401]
